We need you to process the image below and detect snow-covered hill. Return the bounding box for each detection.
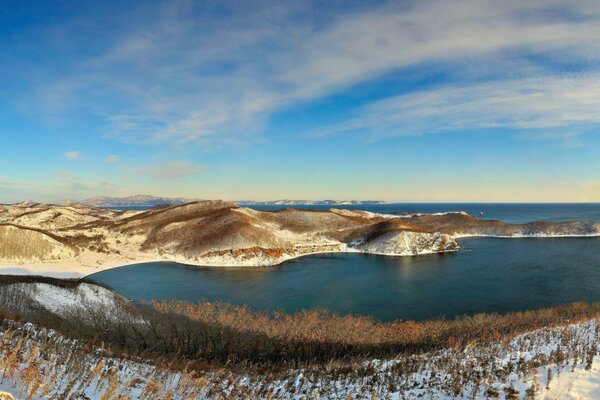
[0,281,598,399]
[1,200,598,276]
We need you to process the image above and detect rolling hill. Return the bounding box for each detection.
[0,200,597,274]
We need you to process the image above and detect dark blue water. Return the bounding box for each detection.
[91,236,600,322]
[105,203,600,224]
[90,204,600,321]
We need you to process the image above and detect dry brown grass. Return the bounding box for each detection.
[151,300,600,363]
[7,276,598,368]
[1,277,600,398]
[408,213,599,236]
[0,225,56,260]
[0,320,216,400]
[4,275,593,367]
[3,201,593,267]
[260,208,368,233]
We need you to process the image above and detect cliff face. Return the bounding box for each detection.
[0,201,597,269]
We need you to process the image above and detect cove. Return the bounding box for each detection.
[90,237,600,321]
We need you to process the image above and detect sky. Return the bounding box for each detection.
[1,0,600,203]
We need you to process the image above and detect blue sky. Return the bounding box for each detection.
[1,0,600,202]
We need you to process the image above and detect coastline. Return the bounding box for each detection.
[0,247,457,279]
[1,232,598,279]
[2,201,599,279]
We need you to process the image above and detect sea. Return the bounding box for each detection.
[91,203,600,321]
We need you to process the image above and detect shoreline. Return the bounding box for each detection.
[0,248,457,279]
[0,232,598,279]
[2,201,599,279]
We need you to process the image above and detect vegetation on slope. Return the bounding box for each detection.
[1,278,599,366]
[3,201,596,268]
[0,225,72,261]
[0,201,459,266]
[1,279,600,398]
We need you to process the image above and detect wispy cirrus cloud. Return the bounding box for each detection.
[104,154,119,163]
[0,173,126,203]
[133,162,205,179]
[0,178,49,190]
[280,1,600,97]
[520,131,585,149]
[58,171,124,195]
[16,0,600,147]
[312,75,600,142]
[63,151,81,160]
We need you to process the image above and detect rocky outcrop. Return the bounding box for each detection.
[355,231,457,256]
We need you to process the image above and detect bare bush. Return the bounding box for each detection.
[1,278,600,398]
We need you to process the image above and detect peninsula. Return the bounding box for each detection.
[1,200,598,277]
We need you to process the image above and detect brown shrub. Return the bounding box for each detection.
[2,275,599,370]
[150,300,600,363]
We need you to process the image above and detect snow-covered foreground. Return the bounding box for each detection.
[0,281,599,398]
[17,282,119,317]
[0,322,213,399]
[0,315,599,398]
[0,281,129,323]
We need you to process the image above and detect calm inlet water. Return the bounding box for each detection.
[247,203,600,224]
[109,203,600,224]
[91,236,600,321]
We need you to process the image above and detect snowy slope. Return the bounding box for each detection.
[0,315,600,398]
[25,282,119,317]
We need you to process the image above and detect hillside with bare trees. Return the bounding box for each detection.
[0,201,598,275]
[0,278,600,398]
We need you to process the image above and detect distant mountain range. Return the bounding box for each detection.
[79,195,388,208]
[78,195,199,207]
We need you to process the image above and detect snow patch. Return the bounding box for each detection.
[355,230,457,255]
[10,282,122,319]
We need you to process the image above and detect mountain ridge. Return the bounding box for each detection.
[1,200,598,277]
[78,195,201,207]
[78,195,388,208]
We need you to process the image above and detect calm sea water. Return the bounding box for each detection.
[90,203,600,321]
[248,203,600,224]
[108,203,600,224]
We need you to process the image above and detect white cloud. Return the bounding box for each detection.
[312,75,600,141]
[64,151,81,159]
[21,0,600,145]
[280,1,600,98]
[520,131,585,149]
[58,171,123,194]
[104,154,119,163]
[134,162,205,179]
[0,173,125,203]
